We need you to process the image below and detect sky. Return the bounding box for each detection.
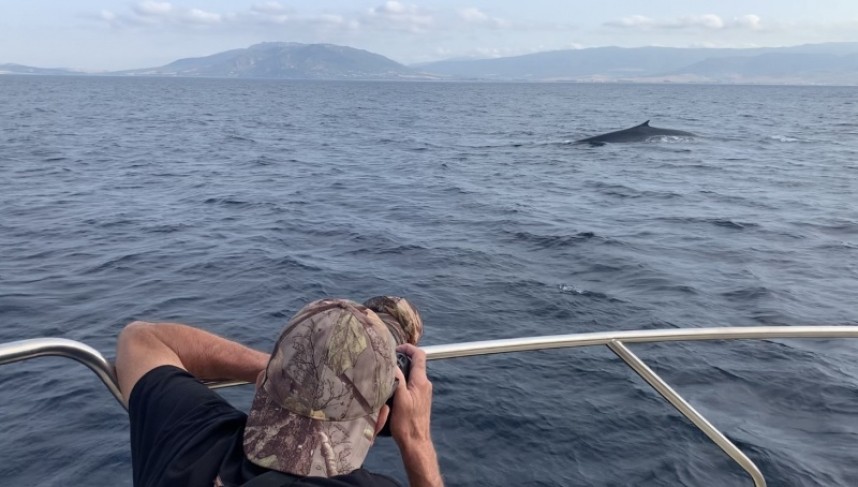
[2,1,858,71]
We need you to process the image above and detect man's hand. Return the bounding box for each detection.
[390,344,444,487]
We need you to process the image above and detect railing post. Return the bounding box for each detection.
[606,339,766,487]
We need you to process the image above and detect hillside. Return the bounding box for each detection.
[0,63,81,75]
[417,43,858,84]
[117,42,426,80]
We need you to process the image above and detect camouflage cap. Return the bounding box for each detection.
[244,299,398,477]
[363,296,423,346]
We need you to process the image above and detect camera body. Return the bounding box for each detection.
[379,352,412,437]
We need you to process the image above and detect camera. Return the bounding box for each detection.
[379,352,411,437]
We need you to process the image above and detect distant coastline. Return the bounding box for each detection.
[3,41,858,86]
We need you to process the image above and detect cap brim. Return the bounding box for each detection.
[243,382,378,477]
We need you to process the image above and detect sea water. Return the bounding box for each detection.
[1,76,857,486]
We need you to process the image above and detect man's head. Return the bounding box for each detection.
[243,297,421,477]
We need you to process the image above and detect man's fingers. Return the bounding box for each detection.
[396,343,419,356]
[394,366,408,395]
[397,343,427,378]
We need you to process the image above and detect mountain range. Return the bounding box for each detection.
[113,42,424,80]
[4,42,858,85]
[418,43,858,85]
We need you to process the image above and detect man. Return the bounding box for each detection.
[115,297,443,487]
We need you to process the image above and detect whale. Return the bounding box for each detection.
[575,120,695,146]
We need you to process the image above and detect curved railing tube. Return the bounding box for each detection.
[0,338,125,407]
[3,325,858,486]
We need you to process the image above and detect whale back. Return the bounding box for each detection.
[575,120,694,145]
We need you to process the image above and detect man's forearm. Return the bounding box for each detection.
[399,439,444,487]
[115,321,269,401]
[138,322,269,382]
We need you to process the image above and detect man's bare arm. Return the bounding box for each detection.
[115,321,269,405]
[391,344,444,487]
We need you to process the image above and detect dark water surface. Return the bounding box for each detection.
[1,76,857,486]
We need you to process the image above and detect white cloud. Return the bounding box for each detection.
[376,1,407,15]
[684,14,724,29]
[457,7,509,28]
[247,9,357,29]
[251,2,289,15]
[314,14,351,27]
[735,14,762,30]
[185,8,222,24]
[459,8,488,23]
[261,14,290,25]
[106,2,226,28]
[605,13,763,31]
[608,15,655,28]
[367,2,434,32]
[92,2,524,37]
[134,1,173,17]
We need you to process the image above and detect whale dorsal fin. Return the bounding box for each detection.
[637,120,650,127]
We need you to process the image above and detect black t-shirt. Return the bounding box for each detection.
[128,365,401,487]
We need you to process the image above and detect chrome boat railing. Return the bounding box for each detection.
[0,337,125,407]
[3,326,858,486]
